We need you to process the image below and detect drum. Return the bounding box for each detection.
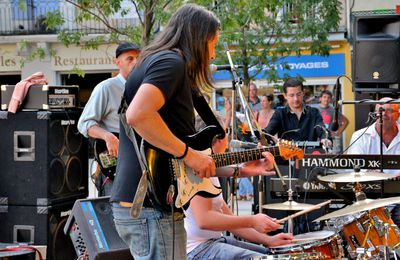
[252,252,324,259]
[269,230,344,259]
[341,207,400,257]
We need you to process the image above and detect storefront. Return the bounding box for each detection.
[0,44,22,85]
[0,42,120,105]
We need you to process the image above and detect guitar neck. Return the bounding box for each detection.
[212,146,280,168]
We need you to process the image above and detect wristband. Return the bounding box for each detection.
[233,166,241,178]
[175,143,188,160]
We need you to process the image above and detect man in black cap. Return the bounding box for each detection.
[78,42,140,196]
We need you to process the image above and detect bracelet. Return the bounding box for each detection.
[175,143,189,160]
[233,166,240,178]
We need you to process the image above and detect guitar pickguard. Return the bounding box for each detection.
[173,157,221,209]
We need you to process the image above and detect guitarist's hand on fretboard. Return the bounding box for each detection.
[104,132,120,157]
[239,151,276,177]
[183,147,216,178]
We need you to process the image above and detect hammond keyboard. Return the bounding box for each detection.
[300,154,400,170]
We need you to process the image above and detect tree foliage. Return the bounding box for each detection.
[193,0,341,84]
[44,0,184,47]
[42,0,341,83]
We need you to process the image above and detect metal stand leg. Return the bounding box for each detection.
[286,158,295,234]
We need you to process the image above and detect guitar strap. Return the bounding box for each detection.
[119,98,151,219]
[192,91,226,139]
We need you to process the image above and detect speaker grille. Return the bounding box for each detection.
[354,40,400,84]
[66,125,82,155]
[66,156,82,192]
[0,110,88,206]
[51,217,77,260]
[50,158,65,195]
[49,120,65,156]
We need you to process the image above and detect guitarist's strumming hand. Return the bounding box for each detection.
[104,132,119,157]
[183,147,216,178]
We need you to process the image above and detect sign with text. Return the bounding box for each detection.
[213,53,345,81]
[52,43,116,71]
[0,45,20,72]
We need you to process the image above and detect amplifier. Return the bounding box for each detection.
[1,84,79,110]
[64,197,133,260]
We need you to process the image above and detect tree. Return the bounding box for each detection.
[194,0,341,85]
[44,0,184,47]
[40,0,340,82]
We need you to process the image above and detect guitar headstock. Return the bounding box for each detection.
[277,140,304,160]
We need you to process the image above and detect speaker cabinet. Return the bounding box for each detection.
[353,15,400,91]
[0,110,88,206]
[64,197,133,260]
[0,202,76,260]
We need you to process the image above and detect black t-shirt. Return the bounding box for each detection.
[110,50,196,204]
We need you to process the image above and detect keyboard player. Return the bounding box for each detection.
[264,78,331,147]
[347,97,400,225]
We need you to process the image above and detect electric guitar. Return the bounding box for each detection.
[93,133,119,180]
[145,126,304,210]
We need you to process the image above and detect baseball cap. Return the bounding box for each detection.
[116,42,141,58]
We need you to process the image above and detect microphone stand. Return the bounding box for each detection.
[223,42,242,215]
[378,107,384,200]
[223,42,264,215]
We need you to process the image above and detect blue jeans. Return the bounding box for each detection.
[238,177,253,196]
[112,203,187,260]
[188,236,268,260]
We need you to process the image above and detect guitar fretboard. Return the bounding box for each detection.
[212,146,280,168]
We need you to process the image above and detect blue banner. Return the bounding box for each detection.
[213,53,345,81]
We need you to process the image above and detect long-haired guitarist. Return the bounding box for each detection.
[111,4,222,260]
[77,42,140,196]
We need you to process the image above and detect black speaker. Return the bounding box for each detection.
[353,15,400,89]
[0,202,76,260]
[0,109,88,206]
[64,197,133,260]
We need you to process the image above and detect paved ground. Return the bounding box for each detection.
[235,198,254,216]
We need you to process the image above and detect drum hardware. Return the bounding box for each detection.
[315,197,400,222]
[317,167,395,183]
[252,252,324,259]
[313,181,400,259]
[277,200,331,224]
[262,158,318,233]
[314,182,400,221]
[261,200,315,211]
[361,214,374,248]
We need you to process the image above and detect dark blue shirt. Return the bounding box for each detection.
[265,105,326,142]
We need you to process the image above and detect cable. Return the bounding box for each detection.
[0,246,43,260]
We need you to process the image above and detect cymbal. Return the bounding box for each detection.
[314,196,400,222]
[262,200,315,211]
[317,171,394,183]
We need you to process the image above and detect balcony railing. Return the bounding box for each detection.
[0,0,140,36]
